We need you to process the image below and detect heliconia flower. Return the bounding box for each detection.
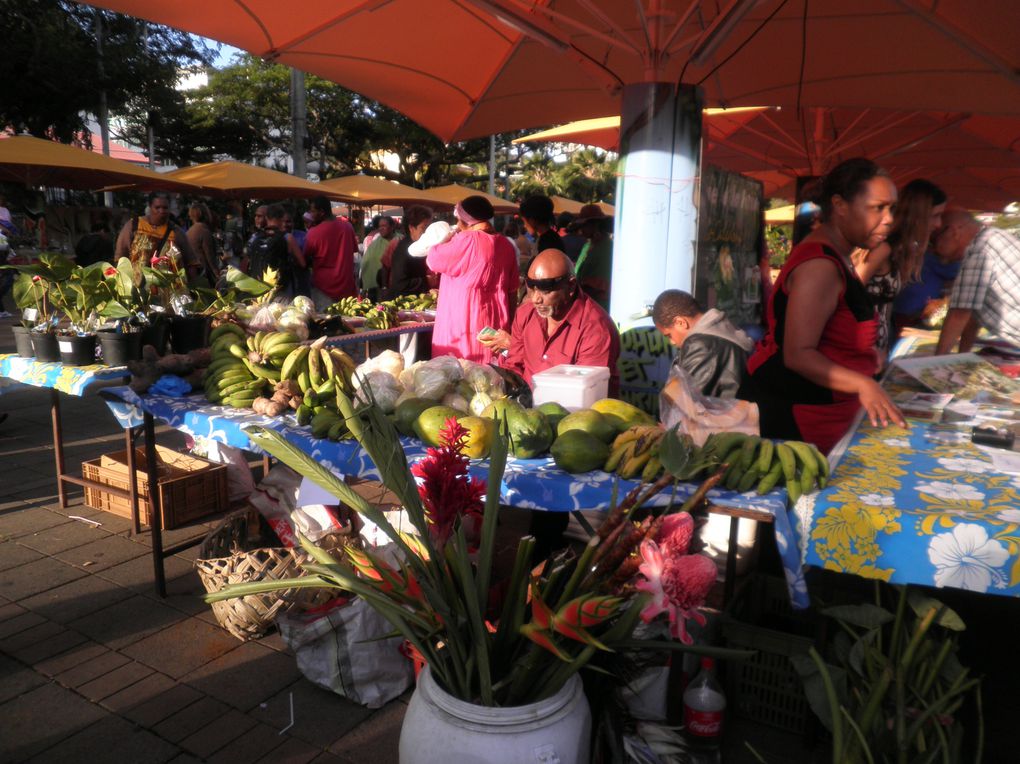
[104,266,118,277]
[557,595,621,628]
[399,532,431,561]
[528,581,555,630]
[345,546,422,600]
[656,512,694,557]
[636,540,716,644]
[520,623,570,660]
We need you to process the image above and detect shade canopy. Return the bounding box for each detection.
[0,135,201,192]
[162,160,344,199]
[424,184,517,214]
[764,204,795,224]
[318,174,448,208]
[518,108,1020,210]
[74,1,1020,143]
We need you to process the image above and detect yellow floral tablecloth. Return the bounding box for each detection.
[792,420,1020,595]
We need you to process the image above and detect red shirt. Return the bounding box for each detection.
[304,217,357,299]
[504,291,621,396]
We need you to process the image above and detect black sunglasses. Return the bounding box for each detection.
[525,274,572,292]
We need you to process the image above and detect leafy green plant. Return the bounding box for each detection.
[10,272,52,328]
[793,584,982,763]
[209,391,737,707]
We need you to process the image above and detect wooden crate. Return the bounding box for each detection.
[82,445,227,529]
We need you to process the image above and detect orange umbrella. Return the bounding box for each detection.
[71,2,1020,142]
[0,134,201,192]
[518,108,1020,209]
[424,184,517,214]
[319,174,449,208]
[162,160,348,199]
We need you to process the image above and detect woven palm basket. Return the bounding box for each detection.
[195,508,346,641]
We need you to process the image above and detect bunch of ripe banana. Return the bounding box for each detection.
[241,330,302,384]
[364,304,398,330]
[603,425,668,482]
[326,296,374,317]
[701,432,830,504]
[277,337,359,439]
[204,322,267,408]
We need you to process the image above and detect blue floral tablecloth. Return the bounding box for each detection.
[791,420,1020,597]
[0,354,129,397]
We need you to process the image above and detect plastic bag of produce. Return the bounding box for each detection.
[354,370,403,413]
[353,350,405,388]
[412,355,463,399]
[659,364,759,446]
[463,362,504,395]
[247,301,288,332]
[276,307,310,341]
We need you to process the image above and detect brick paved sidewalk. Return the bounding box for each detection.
[0,326,407,763]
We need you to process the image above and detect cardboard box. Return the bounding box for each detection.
[82,445,227,529]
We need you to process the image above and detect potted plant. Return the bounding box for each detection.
[211,395,727,762]
[9,273,51,358]
[1,252,70,362]
[96,257,154,365]
[43,257,110,366]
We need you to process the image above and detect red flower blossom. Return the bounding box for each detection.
[104,266,118,277]
[656,512,694,556]
[636,540,716,644]
[410,417,486,548]
[31,275,41,282]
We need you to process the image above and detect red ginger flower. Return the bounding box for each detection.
[636,540,716,644]
[410,417,486,548]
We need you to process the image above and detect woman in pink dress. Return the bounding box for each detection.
[424,196,519,364]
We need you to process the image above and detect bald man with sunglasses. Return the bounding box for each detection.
[480,249,621,395]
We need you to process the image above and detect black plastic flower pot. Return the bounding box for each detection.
[141,315,170,356]
[30,332,60,363]
[98,329,143,367]
[58,334,98,367]
[12,325,35,358]
[169,315,210,354]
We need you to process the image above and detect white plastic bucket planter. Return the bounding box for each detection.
[399,666,591,763]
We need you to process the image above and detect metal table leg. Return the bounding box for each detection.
[723,516,741,605]
[124,426,141,535]
[50,388,67,508]
[143,412,167,598]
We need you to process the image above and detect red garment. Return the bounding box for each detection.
[743,241,878,453]
[304,217,357,299]
[504,291,621,396]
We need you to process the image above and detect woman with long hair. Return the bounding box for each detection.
[854,179,947,357]
[740,158,906,453]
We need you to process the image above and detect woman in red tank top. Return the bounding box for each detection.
[741,158,907,453]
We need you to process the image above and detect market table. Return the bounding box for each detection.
[786,343,1020,602]
[324,320,434,361]
[0,353,135,514]
[101,387,805,603]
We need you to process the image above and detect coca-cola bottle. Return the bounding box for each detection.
[683,657,726,755]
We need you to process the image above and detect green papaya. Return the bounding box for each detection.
[551,430,611,474]
[413,405,464,447]
[536,401,570,430]
[394,397,437,436]
[506,407,553,459]
[556,409,617,444]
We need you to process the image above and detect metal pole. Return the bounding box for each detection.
[147,116,156,172]
[95,13,114,208]
[488,135,496,196]
[290,69,307,178]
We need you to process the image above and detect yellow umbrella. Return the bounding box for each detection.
[163,160,344,199]
[424,184,515,214]
[319,174,443,208]
[0,135,201,192]
[764,205,796,224]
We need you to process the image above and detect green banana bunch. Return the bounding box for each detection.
[364,305,397,330]
[204,322,259,405]
[603,425,666,480]
[326,296,373,317]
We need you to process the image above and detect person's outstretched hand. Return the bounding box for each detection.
[858,378,907,429]
[477,329,511,353]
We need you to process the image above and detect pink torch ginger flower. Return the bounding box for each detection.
[636,540,716,644]
[655,512,694,556]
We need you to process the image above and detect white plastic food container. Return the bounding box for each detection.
[531,364,610,411]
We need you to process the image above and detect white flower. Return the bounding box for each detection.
[883,438,911,448]
[928,523,1008,592]
[859,493,895,506]
[916,481,985,502]
[937,457,992,474]
[996,509,1020,525]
